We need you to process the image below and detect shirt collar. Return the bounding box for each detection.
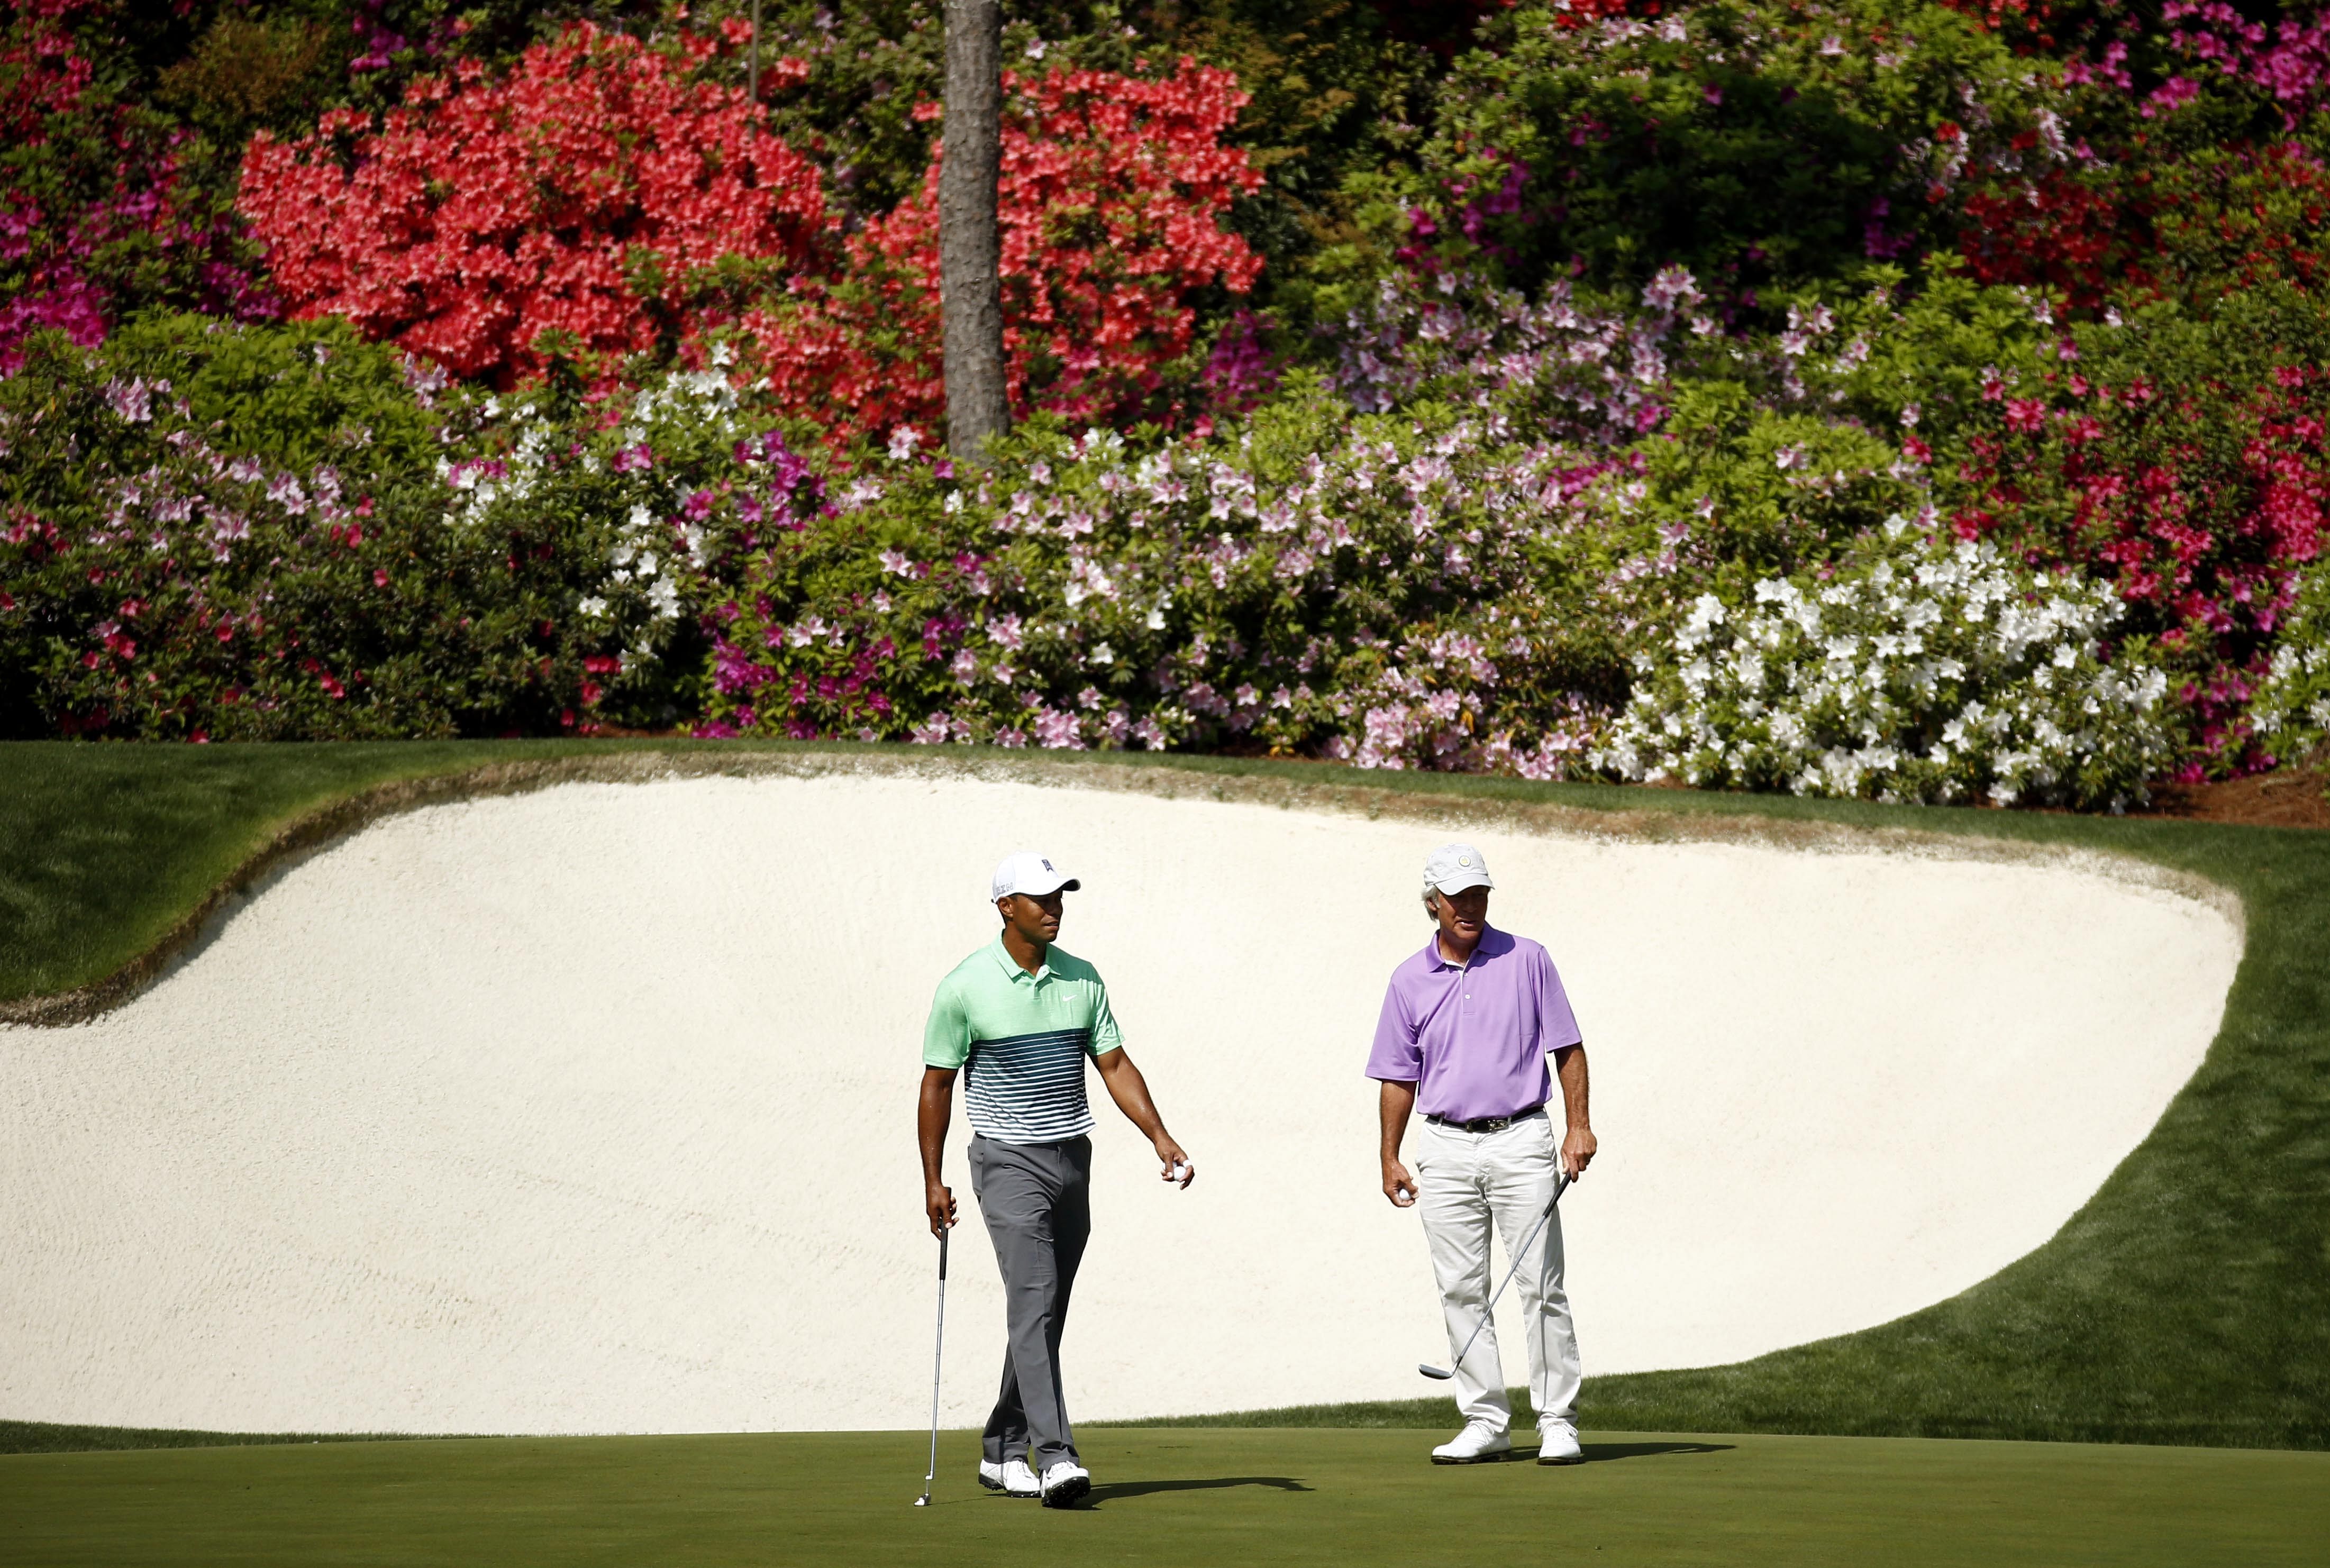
[1424,924,1496,971]
[990,934,1049,984]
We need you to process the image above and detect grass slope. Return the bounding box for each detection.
[2,740,2326,1450]
[2,1428,2324,1568]
[0,1419,423,1456]
[0,740,577,1003]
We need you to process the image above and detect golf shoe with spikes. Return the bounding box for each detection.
[1040,1460,1092,1508]
[977,1458,1041,1498]
[1431,1423,1514,1464]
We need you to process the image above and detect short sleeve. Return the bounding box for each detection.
[1364,973,1424,1082]
[1087,976,1123,1059]
[1533,945,1584,1052]
[922,977,972,1069]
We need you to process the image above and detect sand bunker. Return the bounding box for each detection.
[1,770,2241,1435]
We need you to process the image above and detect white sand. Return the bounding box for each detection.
[0,771,2241,1435]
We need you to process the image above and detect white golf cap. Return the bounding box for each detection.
[1423,842,1495,895]
[991,850,1081,902]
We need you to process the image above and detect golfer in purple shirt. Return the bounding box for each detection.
[1367,842,1597,1466]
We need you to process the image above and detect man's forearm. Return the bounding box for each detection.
[1097,1051,1170,1143]
[917,1070,954,1186]
[1554,1045,1590,1130]
[1379,1079,1416,1165]
[1098,1051,1194,1185]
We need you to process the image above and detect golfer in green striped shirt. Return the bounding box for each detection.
[917,850,1195,1509]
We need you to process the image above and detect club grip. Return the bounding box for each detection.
[938,1225,949,1280]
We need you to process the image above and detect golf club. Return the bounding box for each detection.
[1418,1168,1573,1381]
[913,1224,950,1507]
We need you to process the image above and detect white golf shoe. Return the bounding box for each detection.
[1040,1460,1093,1508]
[1430,1422,1514,1465]
[977,1457,1041,1498]
[1536,1420,1584,1465]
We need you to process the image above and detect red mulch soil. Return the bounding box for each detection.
[2134,766,2330,831]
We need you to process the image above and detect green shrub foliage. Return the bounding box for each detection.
[0,321,607,739]
[1357,0,2042,309]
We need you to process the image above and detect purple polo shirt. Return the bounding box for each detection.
[1364,926,1584,1122]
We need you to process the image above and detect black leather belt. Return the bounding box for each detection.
[1425,1105,1545,1134]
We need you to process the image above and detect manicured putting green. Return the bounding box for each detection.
[2,1428,2322,1567]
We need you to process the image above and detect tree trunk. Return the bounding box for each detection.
[747,0,761,101]
[939,0,1008,463]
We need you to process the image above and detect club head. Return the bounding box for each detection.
[1418,1363,1454,1380]
[914,1494,931,1507]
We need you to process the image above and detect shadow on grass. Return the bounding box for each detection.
[1441,1439,1733,1464]
[1085,1475,1315,1505]
[1582,1441,1734,1462]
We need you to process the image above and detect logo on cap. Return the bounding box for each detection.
[1460,855,1472,865]
[1042,858,1054,871]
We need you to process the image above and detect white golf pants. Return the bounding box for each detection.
[1415,1109,1582,1433]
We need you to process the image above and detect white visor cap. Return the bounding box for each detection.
[1424,842,1495,896]
[991,850,1081,903]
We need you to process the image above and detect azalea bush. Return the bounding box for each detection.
[1955,0,2330,311]
[0,318,615,739]
[1959,134,2330,310]
[430,345,833,728]
[1360,0,2046,313]
[694,264,1932,770]
[233,19,1267,441]
[240,23,830,385]
[1597,515,2178,808]
[1938,287,2330,774]
[695,384,1641,762]
[746,57,1265,441]
[698,275,1725,756]
[2249,555,2330,771]
[1597,262,2329,780]
[1,0,271,373]
[6,0,2330,810]
[728,0,1489,338]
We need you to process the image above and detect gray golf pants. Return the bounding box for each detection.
[968,1133,1091,1470]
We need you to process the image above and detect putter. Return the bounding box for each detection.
[913,1225,950,1507]
[1418,1169,1572,1381]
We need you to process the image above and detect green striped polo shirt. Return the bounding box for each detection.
[923,937,1123,1144]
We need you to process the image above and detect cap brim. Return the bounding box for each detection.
[1004,875,1080,898]
[1428,872,1494,895]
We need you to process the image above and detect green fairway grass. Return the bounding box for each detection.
[2,1427,2322,1568]
[3,740,2327,1450]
